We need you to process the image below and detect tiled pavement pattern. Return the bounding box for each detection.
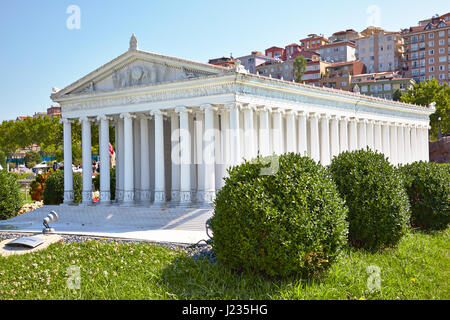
[0,205,214,244]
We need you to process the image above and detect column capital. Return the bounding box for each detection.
[200,104,218,112]
[119,112,136,120]
[97,114,113,122]
[242,103,257,111]
[60,118,74,124]
[348,116,358,123]
[320,113,331,120]
[285,110,297,116]
[79,116,95,123]
[272,108,285,115]
[339,115,350,121]
[150,109,167,117]
[307,112,320,119]
[174,106,192,114]
[357,118,368,124]
[224,102,243,110]
[257,105,272,113]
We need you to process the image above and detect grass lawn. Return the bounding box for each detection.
[0,228,448,300]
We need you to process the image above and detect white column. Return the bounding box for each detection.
[140,116,151,203]
[201,104,217,204]
[272,109,284,155]
[117,118,125,202]
[374,121,383,153]
[151,110,166,204]
[423,126,430,162]
[176,107,192,204]
[98,115,111,204]
[120,112,135,204]
[259,106,271,157]
[170,112,180,203]
[339,116,349,154]
[133,118,141,201]
[398,124,405,165]
[404,125,412,164]
[243,104,256,160]
[411,125,418,162]
[62,118,74,204]
[348,117,358,152]
[382,121,391,160]
[219,108,230,189]
[195,111,204,203]
[330,115,340,159]
[390,123,398,166]
[309,113,320,162]
[81,117,93,205]
[286,111,297,153]
[367,120,374,151]
[297,111,308,156]
[358,119,367,150]
[320,114,331,165]
[228,103,241,165]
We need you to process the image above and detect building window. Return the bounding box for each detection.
[439,74,446,80]
[429,58,435,64]
[439,56,447,62]
[361,86,368,92]
[439,48,445,54]
[384,84,391,91]
[439,31,445,37]
[429,33,434,39]
[429,49,434,55]
[439,39,445,46]
[429,41,435,47]
[439,65,445,71]
[429,66,435,72]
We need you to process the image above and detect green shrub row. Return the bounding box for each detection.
[211,150,450,278]
[0,170,23,220]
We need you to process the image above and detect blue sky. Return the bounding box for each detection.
[0,0,448,121]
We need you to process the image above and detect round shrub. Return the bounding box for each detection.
[0,170,23,220]
[329,149,410,250]
[210,154,348,278]
[43,170,82,205]
[399,161,450,230]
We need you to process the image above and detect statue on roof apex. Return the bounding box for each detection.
[129,34,138,51]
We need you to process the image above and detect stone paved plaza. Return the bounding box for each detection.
[0,205,213,244]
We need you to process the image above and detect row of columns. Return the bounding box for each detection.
[62,104,430,206]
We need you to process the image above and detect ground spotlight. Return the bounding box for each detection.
[43,211,59,234]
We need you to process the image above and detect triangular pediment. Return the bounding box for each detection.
[52,49,229,98]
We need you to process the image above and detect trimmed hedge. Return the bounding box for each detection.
[210,154,348,278]
[0,170,23,220]
[399,161,450,230]
[43,170,82,205]
[329,149,410,250]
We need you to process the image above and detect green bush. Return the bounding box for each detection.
[399,161,450,230]
[329,149,410,251]
[43,170,82,205]
[210,154,348,278]
[24,151,42,169]
[0,170,23,220]
[93,167,116,200]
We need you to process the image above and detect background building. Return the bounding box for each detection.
[320,60,366,90]
[237,51,277,74]
[208,57,236,68]
[402,12,450,84]
[351,71,415,99]
[300,34,329,50]
[317,41,357,63]
[329,29,361,43]
[355,27,405,74]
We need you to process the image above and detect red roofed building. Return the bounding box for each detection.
[300,34,329,50]
[402,12,450,84]
[320,60,366,91]
[265,46,285,60]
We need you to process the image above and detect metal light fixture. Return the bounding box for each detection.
[43,211,59,234]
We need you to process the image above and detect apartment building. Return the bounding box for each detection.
[237,51,277,74]
[300,34,329,50]
[329,29,361,43]
[355,27,405,74]
[317,41,357,63]
[351,72,415,100]
[265,46,285,60]
[256,50,322,82]
[320,60,366,91]
[208,57,236,68]
[402,12,450,84]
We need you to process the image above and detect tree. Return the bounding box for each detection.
[293,56,307,83]
[392,88,403,102]
[400,79,449,140]
[24,151,42,168]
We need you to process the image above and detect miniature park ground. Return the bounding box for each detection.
[0,227,448,300]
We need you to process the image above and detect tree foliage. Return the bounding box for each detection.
[400,79,449,140]
[293,56,307,83]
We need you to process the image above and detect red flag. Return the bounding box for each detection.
[109,143,115,155]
